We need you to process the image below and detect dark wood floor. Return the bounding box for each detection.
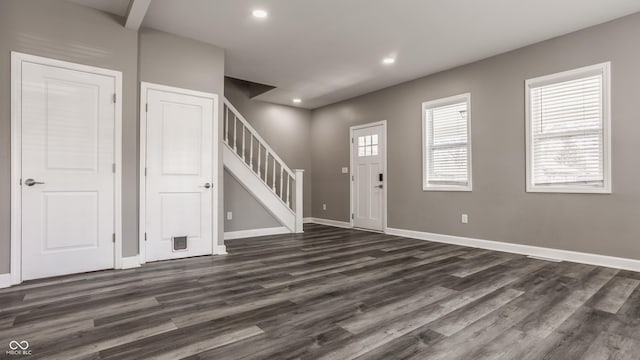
[2,224,640,359]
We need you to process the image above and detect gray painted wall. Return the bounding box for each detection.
[0,0,138,273]
[139,28,226,251]
[0,2,226,275]
[311,13,640,260]
[224,171,280,232]
[225,78,313,217]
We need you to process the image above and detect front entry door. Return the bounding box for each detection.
[352,123,386,231]
[145,87,214,262]
[21,61,117,280]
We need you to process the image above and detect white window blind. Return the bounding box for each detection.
[526,63,611,193]
[423,93,471,191]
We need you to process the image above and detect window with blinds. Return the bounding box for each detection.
[526,63,611,193]
[422,93,472,191]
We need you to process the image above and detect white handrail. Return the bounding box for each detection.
[223,98,294,178]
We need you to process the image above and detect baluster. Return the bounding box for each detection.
[233,114,237,151]
[224,106,229,144]
[249,133,254,170]
[272,159,277,191]
[280,167,284,198]
[258,145,262,177]
[286,175,290,207]
[242,124,246,161]
[265,150,269,184]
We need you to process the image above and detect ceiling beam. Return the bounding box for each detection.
[124,0,152,31]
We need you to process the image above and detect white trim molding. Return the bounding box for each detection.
[121,256,141,269]
[0,273,12,289]
[213,245,228,255]
[385,227,640,272]
[304,217,353,229]
[10,52,123,286]
[224,226,290,240]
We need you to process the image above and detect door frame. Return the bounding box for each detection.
[138,82,220,264]
[10,52,123,285]
[349,120,388,233]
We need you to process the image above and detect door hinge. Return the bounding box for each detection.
[112,163,116,173]
[144,167,147,176]
[351,138,354,144]
[352,175,354,181]
[112,93,117,103]
[112,233,116,243]
[19,178,22,186]
[351,213,354,220]
[145,103,148,112]
[144,232,147,241]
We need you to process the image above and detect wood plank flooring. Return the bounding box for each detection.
[2,224,640,359]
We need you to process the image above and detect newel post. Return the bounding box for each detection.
[294,169,304,233]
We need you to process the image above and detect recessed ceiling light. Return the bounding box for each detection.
[292,98,302,104]
[252,9,268,18]
[382,57,396,65]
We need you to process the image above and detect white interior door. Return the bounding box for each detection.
[21,62,116,280]
[352,124,386,231]
[145,88,214,262]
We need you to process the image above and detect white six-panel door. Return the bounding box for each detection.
[352,123,386,231]
[20,61,117,280]
[144,87,214,262]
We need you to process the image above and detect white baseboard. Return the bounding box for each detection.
[0,273,12,289]
[213,244,228,255]
[224,226,290,240]
[304,217,352,229]
[121,256,141,269]
[385,227,640,273]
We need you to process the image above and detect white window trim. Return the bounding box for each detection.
[525,62,612,194]
[422,93,472,192]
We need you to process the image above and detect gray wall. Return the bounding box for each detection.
[224,171,280,232]
[0,2,227,275]
[225,78,313,217]
[311,13,640,260]
[139,28,226,250]
[0,0,138,273]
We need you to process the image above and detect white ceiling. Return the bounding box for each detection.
[71,0,640,109]
[69,0,130,17]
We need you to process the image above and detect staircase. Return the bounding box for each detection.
[223,98,304,233]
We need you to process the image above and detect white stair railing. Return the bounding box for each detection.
[223,98,304,233]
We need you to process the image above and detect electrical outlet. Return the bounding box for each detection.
[323,203,327,211]
[461,214,468,224]
[342,167,349,174]
[227,211,233,220]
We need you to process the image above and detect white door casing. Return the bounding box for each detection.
[141,83,218,262]
[350,121,387,232]
[11,52,123,283]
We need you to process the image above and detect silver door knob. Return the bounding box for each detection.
[24,178,45,187]
[200,183,212,189]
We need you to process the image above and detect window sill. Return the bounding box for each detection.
[526,185,611,194]
[423,186,472,192]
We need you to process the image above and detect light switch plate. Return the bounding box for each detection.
[227,211,233,220]
[341,167,349,174]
